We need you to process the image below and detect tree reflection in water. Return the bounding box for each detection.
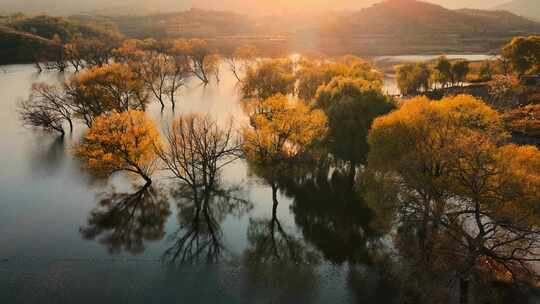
[277,161,401,303]
[163,184,252,265]
[239,161,321,303]
[80,184,171,255]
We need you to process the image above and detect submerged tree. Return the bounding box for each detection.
[65,63,149,126]
[18,83,73,136]
[242,94,327,164]
[157,114,242,188]
[173,39,219,85]
[76,110,161,185]
[115,39,191,110]
[225,45,259,82]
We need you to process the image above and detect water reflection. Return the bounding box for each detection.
[164,184,252,265]
[29,136,67,174]
[80,185,171,255]
[284,167,379,266]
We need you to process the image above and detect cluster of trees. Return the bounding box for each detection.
[19,38,261,136]
[396,56,471,96]
[366,94,540,303]
[502,36,540,76]
[483,36,540,139]
[241,55,392,182]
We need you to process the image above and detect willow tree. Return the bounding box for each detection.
[76,110,161,186]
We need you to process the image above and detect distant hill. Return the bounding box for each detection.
[0,14,121,64]
[318,0,540,55]
[324,0,540,35]
[8,15,121,41]
[0,0,509,16]
[0,25,57,64]
[495,0,540,21]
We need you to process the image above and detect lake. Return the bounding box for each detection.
[0,64,398,304]
[0,62,537,304]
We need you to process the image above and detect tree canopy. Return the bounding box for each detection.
[76,110,161,185]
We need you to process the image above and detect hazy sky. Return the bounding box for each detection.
[0,0,512,15]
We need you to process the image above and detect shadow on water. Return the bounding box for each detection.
[80,184,171,255]
[163,183,252,265]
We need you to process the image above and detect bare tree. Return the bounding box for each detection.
[156,114,242,188]
[137,51,172,110]
[225,45,259,82]
[166,55,190,110]
[182,39,218,85]
[18,83,73,136]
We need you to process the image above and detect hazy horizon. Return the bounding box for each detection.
[0,0,511,15]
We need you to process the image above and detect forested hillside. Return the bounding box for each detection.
[0,14,122,64]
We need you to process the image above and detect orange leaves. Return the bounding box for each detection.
[76,110,160,183]
[67,63,149,125]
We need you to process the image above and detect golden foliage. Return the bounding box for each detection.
[243,94,328,164]
[66,63,149,126]
[297,55,382,102]
[368,94,540,284]
[76,110,161,184]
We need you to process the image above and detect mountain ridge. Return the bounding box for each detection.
[495,0,540,21]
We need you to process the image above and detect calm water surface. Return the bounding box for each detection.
[0,64,396,303]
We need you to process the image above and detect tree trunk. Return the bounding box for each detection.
[67,118,74,133]
[459,277,469,304]
[271,182,279,218]
[348,160,357,189]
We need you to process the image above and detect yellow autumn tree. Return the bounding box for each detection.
[366,94,540,299]
[66,63,149,127]
[76,110,161,185]
[297,55,383,102]
[243,94,328,164]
